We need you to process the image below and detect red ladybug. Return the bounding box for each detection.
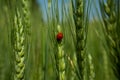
[56,32,63,41]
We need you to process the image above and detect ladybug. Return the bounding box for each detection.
[56,32,63,42]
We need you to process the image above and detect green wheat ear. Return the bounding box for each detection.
[72,0,85,79]
[100,0,120,79]
[13,9,25,80]
[11,0,31,79]
[56,25,66,80]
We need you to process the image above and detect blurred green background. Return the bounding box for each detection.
[0,0,120,80]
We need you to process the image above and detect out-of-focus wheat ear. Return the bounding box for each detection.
[100,0,120,79]
[13,9,25,80]
[21,0,31,58]
[87,53,95,80]
[22,0,31,36]
[21,1,31,78]
[56,25,66,80]
[116,0,120,78]
[22,0,31,59]
[66,52,81,80]
[104,1,119,78]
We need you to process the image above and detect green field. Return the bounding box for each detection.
[0,0,120,80]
